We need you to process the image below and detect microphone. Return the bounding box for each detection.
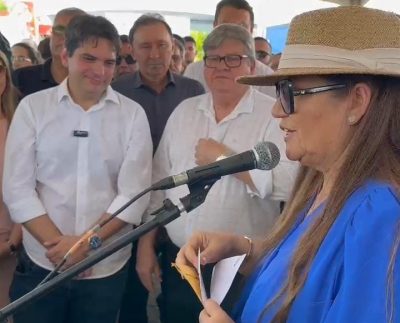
[151,141,280,191]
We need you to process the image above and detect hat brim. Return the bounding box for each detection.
[237,67,400,86]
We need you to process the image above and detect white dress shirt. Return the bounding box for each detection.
[148,88,298,247]
[184,60,276,97]
[3,79,153,278]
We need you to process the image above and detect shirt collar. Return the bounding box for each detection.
[198,88,255,122]
[57,78,119,107]
[132,70,176,89]
[41,58,57,84]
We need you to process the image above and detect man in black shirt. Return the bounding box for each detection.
[112,14,204,323]
[12,8,86,97]
[113,14,204,151]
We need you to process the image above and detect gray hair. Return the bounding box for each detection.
[129,13,172,44]
[54,7,86,21]
[203,23,255,63]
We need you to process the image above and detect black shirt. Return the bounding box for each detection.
[12,59,58,98]
[112,71,204,151]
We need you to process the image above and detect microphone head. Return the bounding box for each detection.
[254,141,280,170]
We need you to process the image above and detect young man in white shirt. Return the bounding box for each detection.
[3,15,152,323]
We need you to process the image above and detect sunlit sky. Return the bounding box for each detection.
[0,0,398,45]
[29,0,400,22]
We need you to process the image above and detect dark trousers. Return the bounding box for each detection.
[157,240,204,323]
[118,241,149,323]
[157,239,243,323]
[10,249,128,323]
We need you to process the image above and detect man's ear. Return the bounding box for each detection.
[60,47,69,68]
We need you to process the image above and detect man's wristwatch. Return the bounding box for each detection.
[88,234,103,250]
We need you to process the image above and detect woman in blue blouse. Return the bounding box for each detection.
[176,6,400,323]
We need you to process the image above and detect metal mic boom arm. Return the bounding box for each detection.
[0,178,218,323]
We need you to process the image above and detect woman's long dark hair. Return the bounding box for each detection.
[255,75,400,322]
[0,51,17,123]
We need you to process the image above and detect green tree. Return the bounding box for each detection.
[0,0,8,15]
[190,30,208,61]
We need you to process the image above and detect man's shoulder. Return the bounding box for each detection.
[113,89,141,107]
[253,88,276,104]
[22,84,59,103]
[183,61,203,76]
[173,73,204,90]
[112,74,135,89]
[111,74,142,102]
[12,64,44,86]
[15,86,60,119]
[185,61,203,71]
[254,60,274,75]
[12,61,56,97]
[110,88,147,117]
[173,91,208,115]
[14,63,44,77]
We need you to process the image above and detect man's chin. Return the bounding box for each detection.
[117,71,131,77]
[147,66,167,75]
[85,83,107,96]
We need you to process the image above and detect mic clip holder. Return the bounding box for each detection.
[151,177,218,219]
[181,177,219,213]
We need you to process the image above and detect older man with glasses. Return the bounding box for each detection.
[12,7,86,97]
[184,0,276,98]
[138,23,298,323]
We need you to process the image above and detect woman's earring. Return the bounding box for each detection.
[348,116,356,125]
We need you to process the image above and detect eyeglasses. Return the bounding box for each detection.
[204,54,250,68]
[276,79,347,115]
[116,54,136,65]
[255,50,270,60]
[12,56,32,63]
[52,25,67,36]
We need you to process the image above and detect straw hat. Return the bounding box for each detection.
[238,6,400,86]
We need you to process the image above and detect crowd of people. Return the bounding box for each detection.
[0,1,399,323]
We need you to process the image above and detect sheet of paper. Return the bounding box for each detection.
[198,248,208,304]
[172,251,245,306]
[210,254,246,305]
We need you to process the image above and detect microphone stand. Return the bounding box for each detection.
[0,178,218,323]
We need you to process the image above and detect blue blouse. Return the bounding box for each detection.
[235,181,400,323]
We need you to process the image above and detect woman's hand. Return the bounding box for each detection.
[176,231,249,268]
[199,299,234,323]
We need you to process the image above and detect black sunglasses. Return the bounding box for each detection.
[116,54,136,65]
[276,80,347,115]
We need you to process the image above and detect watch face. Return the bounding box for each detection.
[89,235,102,250]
